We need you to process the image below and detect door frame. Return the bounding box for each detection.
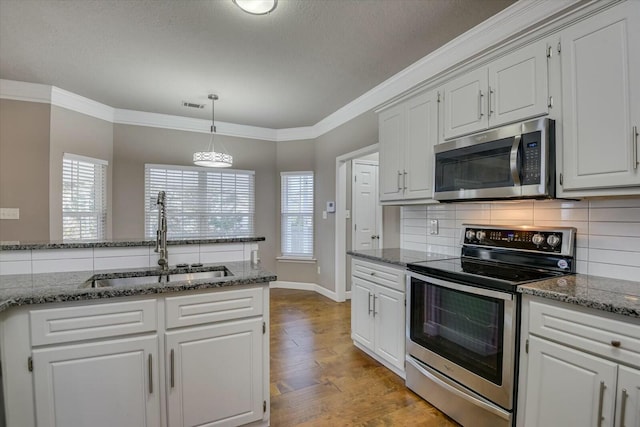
[351,159,383,250]
[335,143,379,302]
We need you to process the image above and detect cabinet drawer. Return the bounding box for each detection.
[30,300,158,346]
[529,300,640,368]
[352,259,404,292]
[165,287,263,329]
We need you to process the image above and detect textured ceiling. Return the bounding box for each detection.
[0,0,515,129]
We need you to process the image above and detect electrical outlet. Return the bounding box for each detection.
[429,219,439,235]
[317,266,321,275]
[322,210,327,220]
[0,208,19,220]
[345,210,351,219]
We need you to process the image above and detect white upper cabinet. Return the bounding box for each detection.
[442,39,549,140]
[378,90,437,203]
[560,0,640,193]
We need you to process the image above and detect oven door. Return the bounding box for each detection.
[406,271,517,410]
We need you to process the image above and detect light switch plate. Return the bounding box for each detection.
[429,219,439,235]
[0,208,19,220]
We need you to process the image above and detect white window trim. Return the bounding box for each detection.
[280,171,314,259]
[63,152,109,166]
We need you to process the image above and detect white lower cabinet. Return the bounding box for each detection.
[166,319,264,427]
[519,296,640,427]
[32,335,161,427]
[351,259,405,376]
[0,286,270,427]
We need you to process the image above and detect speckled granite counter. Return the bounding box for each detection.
[347,248,455,267]
[518,274,640,318]
[0,261,276,312]
[0,236,266,251]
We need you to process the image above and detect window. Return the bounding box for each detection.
[62,153,108,241]
[145,164,255,239]
[281,172,314,258]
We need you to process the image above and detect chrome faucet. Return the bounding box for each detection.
[154,191,168,271]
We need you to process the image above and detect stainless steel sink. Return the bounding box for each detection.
[82,268,233,288]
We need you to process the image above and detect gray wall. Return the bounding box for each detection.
[0,99,51,241]
[112,124,278,273]
[49,106,114,240]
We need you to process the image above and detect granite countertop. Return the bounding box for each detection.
[518,274,640,318]
[347,248,455,267]
[0,261,276,312]
[0,236,266,251]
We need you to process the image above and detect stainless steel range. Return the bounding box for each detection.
[405,224,576,427]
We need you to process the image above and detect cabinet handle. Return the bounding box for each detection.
[170,349,175,388]
[373,294,378,317]
[397,171,402,191]
[368,292,372,315]
[148,354,153,394]
[597,380,606,427]
[403,170,408,190]
[488,86,494,117]
[611,340,621,348]
[633,126,639,170]
[619,388,628,427]
[478,90,484,119]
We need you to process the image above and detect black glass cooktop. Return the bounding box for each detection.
[407,257,567,292]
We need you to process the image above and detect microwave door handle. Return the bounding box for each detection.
[510,135,521,186]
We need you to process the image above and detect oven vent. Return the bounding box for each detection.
[182,101,205,109]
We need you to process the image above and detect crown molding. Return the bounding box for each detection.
[0,0,585,142]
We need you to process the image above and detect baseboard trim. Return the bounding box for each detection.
[270,281,342,302]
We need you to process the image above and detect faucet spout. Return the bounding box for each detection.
[154,191,169,271]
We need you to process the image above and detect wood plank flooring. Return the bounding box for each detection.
[270,288,459,426]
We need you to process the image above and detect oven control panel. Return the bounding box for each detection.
[463,226,574,254]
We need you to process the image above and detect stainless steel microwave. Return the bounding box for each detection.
[434,117,555,202]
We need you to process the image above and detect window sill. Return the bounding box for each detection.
[276,256,317,264]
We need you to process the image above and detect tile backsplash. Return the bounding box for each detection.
[401,197,640,281]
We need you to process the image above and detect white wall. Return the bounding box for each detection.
[401,197,640,281]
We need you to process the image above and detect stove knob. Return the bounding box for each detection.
[465,230,476,241]
[476,230,487,241]
[547,234,561,248]
[532,233,545,246]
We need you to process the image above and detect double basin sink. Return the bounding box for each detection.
[82,267,233,288]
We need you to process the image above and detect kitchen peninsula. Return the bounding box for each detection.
[0,237,274,427]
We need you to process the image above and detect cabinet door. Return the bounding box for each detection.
[166,318,264,427]
[374,285,405,371]
[561,1,640,191]
[404,90,437,200]
[442,67,489,139]
[378,104,405,201]
[488,40,548,127]
[351,277,375,351]
[616,366,640,427]
[32,335,160,427]
[524,336,617,427]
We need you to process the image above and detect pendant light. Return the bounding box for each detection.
[233,0,277,15]
[193,94,233,168]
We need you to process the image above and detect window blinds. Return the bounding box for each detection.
[62,153,108,241]
[145,164,255,239]
[281,172,314,257]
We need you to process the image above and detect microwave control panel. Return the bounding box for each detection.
[521,131,541,185]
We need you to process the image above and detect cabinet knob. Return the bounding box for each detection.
[611,340,621,348]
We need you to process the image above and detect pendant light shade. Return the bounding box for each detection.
[193,94,233,168]
[233,0,277,15]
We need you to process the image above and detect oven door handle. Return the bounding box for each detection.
[407,271,514,301]
[510,134,521,186]
[407,357,511,421]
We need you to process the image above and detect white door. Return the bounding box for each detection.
[560,1,640,191]
[404,90,437,200]
[353,160,381,250]
[442,67,489,139]
[32,335,161,427]
[524,336,617,427]
[166,318,264,427]
[378,104,405,201]
[374,285,405,371]
[488,39,548,127]
[616,365,640,427]
[351,277,375,351]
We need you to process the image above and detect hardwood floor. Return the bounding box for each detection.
[270,288,459,426]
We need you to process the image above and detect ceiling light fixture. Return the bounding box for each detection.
[193,94,233,168]
[232,0,277,15]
